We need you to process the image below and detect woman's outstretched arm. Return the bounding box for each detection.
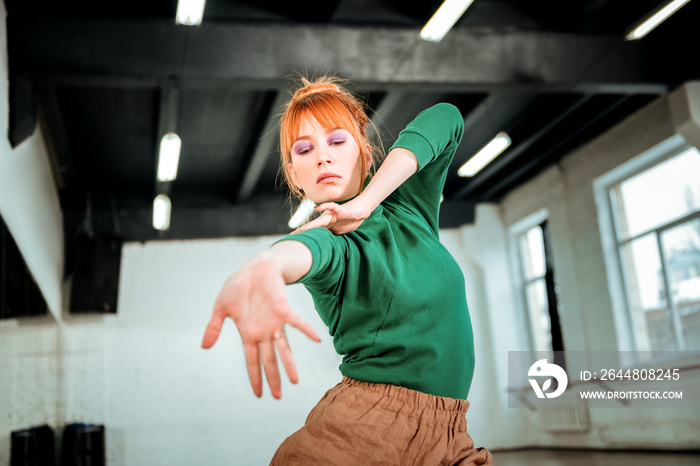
[202,240,321,399]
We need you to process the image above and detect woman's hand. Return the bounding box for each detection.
[293,196,375,235]
[202,259,320,399]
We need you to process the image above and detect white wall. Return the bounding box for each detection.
[109,232,500,464]
[0,1,64,461]
[497,87,700,449]
[446,207,538,450]
[1,235,345,466]
[0,229,501,466]
[441,225,516,449]
[0,2,63,317]
[75,237,344,465]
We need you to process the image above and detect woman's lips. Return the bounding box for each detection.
[317,172,341,184]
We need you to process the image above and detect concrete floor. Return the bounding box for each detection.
[490,449,700,465]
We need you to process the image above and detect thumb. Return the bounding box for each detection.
[202,312,225,349]
[292,212,333,234]
[286,311,321,343]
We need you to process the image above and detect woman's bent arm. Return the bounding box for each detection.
[357,147,419,213]
[202,240,320,399]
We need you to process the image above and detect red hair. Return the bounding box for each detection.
[279,76,380,200]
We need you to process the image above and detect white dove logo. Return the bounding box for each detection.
[528,359,568,399]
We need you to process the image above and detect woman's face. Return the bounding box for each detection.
[288,114,371,204]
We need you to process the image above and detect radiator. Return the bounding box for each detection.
[535,391,591,433]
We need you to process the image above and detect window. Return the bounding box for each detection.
[509,210,565,365]
[596,137,700,352]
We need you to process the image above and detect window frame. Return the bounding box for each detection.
[594,133,699,357]
[508,208,558,354]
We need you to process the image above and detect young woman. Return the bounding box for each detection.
[202,76,492,465]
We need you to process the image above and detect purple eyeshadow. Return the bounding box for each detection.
[293,142,312,154]
[328,131,347,144]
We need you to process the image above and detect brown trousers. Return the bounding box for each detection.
[270,377,493,465]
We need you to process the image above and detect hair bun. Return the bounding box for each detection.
[291,76,344,103]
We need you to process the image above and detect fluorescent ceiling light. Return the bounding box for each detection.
[176,0,206,26]
[157,132,182,182]
[420,0,476,42]
[458,131,511,177]
[153,194,172,231]
[288,198,316,229]
[626,0,691,40]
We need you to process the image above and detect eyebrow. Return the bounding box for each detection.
[294,127,344,142]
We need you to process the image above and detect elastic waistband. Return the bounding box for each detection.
[339,377,470,422]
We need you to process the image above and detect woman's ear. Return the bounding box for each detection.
[288,163,302,189]
[364,143,373,172]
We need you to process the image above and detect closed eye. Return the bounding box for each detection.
[293,143,313,155]
[328,130,347,146]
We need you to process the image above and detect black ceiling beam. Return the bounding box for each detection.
[7,16,36,148]
[8,71,35,148]
[368,89,414,156]
[370,90,409,129]
[478,95,634,200]
[448,91,538,186]
[369,90,442,145]
[439,201,475,228]
[42,76,283,91]
[63,198,476,241]
[581,0,612,24]
[235,0,342,23]
[12,18,671,93]
[385,0,445,23]
[237,91,288,202]
[515,0,592,32]
[36,83,79,191]
[37,75,669,97]
[3,0,174,18]
[378,92,453,153]
[452,94,595,200]
[154,83,180,198]
[62,202,292,241]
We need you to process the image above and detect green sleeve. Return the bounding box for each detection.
[273,227,346,291]
[387,103,464,234]
[390,102,464,171]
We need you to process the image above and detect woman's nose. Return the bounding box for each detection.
[317,150,333,166]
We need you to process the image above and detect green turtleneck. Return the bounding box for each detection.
[275,103,474,399]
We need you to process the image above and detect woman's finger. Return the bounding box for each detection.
[201,311,225,349]
[261,340,282,399]
[275,332,299,384]
[243,341,263,397]
[286,311,321,342]
[315,202,339,212]
[292,212,334,234]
